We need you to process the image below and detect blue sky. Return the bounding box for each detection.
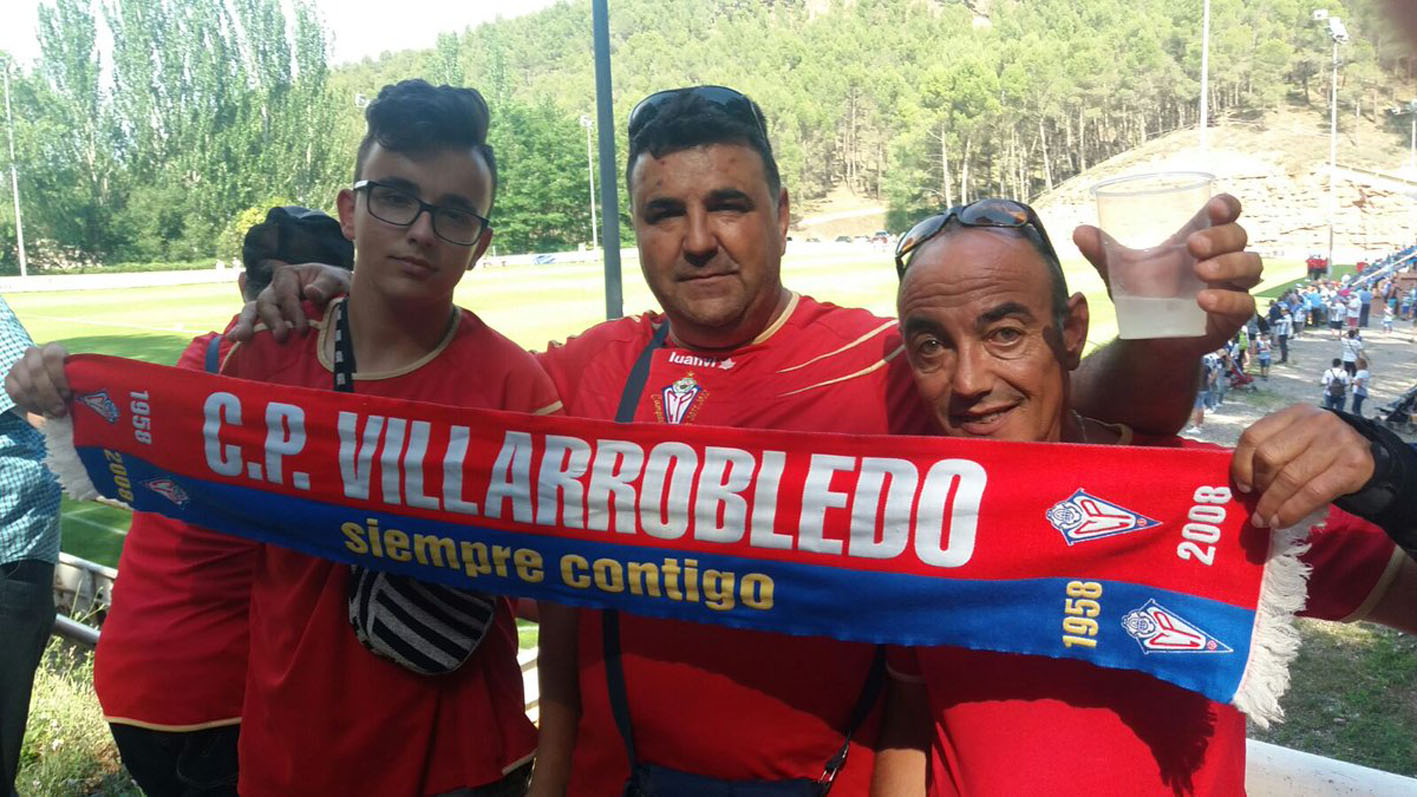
[0,0,563,68]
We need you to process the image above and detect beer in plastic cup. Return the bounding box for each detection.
[1090,172,1215,339]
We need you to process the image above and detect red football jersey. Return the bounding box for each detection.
[95,331,257,729]
[889,436,1400,797]
[225,300,561,797]
[538,295,930,796]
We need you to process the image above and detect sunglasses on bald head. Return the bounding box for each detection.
[628,85,769,142]
[894,198,1059,279]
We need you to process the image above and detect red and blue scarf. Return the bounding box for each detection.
[48,355,1309,724]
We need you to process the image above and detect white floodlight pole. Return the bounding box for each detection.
[1328,33,1339,269]
[3,59,26,278]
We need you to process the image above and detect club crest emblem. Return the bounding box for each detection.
[1046,488,1161,545]
[76,391,120,423]
[144,478,190,507]
[654,374,705,425]
[1122,599,1232,654]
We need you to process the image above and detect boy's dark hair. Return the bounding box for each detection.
[625,90,781,198]
[354,79,499,214]
[241,206,354,301]
[1333,358,1343,367]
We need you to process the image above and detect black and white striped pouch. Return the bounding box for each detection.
[347,568,498,675]
[332,298,497,675]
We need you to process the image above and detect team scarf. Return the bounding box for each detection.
[47,354,1311,725]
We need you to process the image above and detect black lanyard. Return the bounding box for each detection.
[600,322,884,792]
[332,299,357,393]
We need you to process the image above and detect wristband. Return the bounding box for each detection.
[1326,409,1417,558]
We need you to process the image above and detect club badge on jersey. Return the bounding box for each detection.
[654,374,706,425]
[1122,599,1233,654]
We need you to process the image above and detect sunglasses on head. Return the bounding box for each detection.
[628,85,769,141]
[894,198,1059,279]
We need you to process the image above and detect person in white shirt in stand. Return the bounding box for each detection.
[1275,307,1292,364]
[1329,294,1347,338]
[1352,357,1372,417]
[1255,333,1273,379]
[1339,328,1364,377]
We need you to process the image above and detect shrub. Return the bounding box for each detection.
[16,640,136,796]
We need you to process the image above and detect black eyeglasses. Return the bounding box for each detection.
[628,85,769,141]
[894,198,1059,278]
[353,180,491,247]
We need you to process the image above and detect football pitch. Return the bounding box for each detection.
[5,250,1304,568]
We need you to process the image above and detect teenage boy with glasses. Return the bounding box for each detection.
[227,84,1263,794]
[7,79,561,797]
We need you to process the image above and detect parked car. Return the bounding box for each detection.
[834,235,853,243]
[871,230,891,244]
[533,254,556,265]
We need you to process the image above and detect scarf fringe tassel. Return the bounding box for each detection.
[42,416,102,501]
[1233,514,1319,727]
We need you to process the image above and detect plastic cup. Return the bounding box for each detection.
[1090,172,1215,339]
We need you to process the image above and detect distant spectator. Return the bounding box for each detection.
[1307,285,1325,327]
[1213,349,1234,406]
[1322,358,1351,411]
[1202,351,1222,410]
[1288,290,1306,336]
[1339,328,1364,377]
[1352,357,1372,417]
[1307,253,1327,280]
[1383,299,1396,334]
[1188,359,1209,434]
[1255,333,1273,379]
[1275,306,1292,364]
[1358,285,1373,328]
[1329,295,1346,337]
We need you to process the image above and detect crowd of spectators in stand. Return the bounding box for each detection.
[1188,259,1417,434]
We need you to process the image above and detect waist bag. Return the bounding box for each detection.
[330,299,498,675]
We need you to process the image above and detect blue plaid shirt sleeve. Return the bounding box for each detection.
[0,294,61,565]
[0,295,33,417]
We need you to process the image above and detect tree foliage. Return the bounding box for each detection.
[0,0,1410,272]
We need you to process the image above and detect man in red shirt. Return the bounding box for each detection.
[9,80,560,797]
[93,206,352,797]
[872,203,1416,796]
[523,88,1270,796]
